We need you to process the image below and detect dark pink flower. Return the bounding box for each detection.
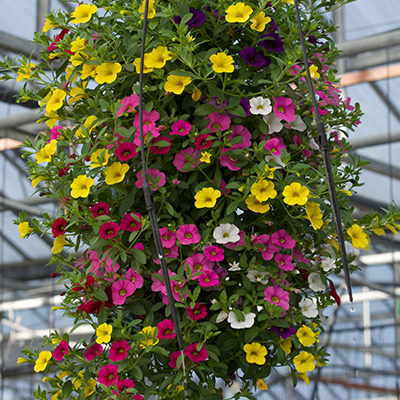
[99,221,120,239]
[111,280,135,305]
[293,246,310,264]
[117,94,139,117]
[184,343,208,362]
[173,148,201,172]
[159,227,176,248]
[50,125,63,141]
[157,319,176,339]
[115,141,138,161]
[135,168,166,191]
[91,202,110,218]
[153,243,179,264]
[122,268,144,290]
[194,134,213,150]
[83,343,103,361]
[52,340,69,361]
[98,364,118,387]
[176,224,201,245]
[169,350,187,369]
[133,242,144,252]
[133,395,144,400]
[253,234,279,260]
[271,229,296,249]
[187,303,207,321]
[109,340,130,361]
[170,120,191,136]
[204,245,224,261]
[149,136,171,154]
[114,378,135,395]
[228,125,252,149]
[205,111,231,132]
[275,253,294,271]
[185,253,213,276]
[219,149,241,171]
[264,285,290,311]
[198,270,219,287]
[273,97,295,122]
[264,137,285,156]
[120,212,142,232]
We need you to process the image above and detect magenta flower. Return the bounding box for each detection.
[204,245,224,261]
[114,379,135,395]
[198,270,219,287]
[83,343,103,361]
[275,253,294,271]
[176,224,201,245]
[115,141,138,161]
[135,168,166,191]
[271,325,296,339]
[133,395,144,400]
[98,364,118,387]
[169,350,187,369]
[187,303,207,321]
[205,111,231,132]
[194,133,213,150]
[91,202,110,218]
[219,149,241,171]
[123,268,144,290]
[116,94,139,117]
[253,234,279,260]
[111,279,135,305]
[185,253,213,276]
[103,257,120,275]
[120,212,142,232]
[149,136,171,154]
[264,137,285,156]
[169,280,188,303]
[99,221,120,239]
[133,109,160,133]
[109,340,130,361]
[184,343,208,362]
[157,319,176,339]
[271,229,296,249]
[273,97,295,122]
[173,148,201,172]
[159,227,176,248]
[264,285,290,311]
[133,125,163,146]
[133,242,144,252]
[50,125,63,141]
[153,243,179,264]
[170,120,191,136]
[52,340,69,361]
[228,125,252,149]
[293,246,310,264]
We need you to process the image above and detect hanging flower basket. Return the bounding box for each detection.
[4,0,400,398]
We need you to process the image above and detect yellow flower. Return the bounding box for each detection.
[245,195,270,213]
[104,162,130,185]
[81,63,97,80]
[225,2,253,23]
[17,62,35,82]
[46,89,67,112]
[52,235,66,254]
[257,379,268,390]
[35,140,57,164]
[373,227,385,236]
[75,116,98,137]
[145,46,173,69]
[96,323,113,344]
[90,149,110,168]
[69,86,87,104]
[70,37,86,53]
[139,0,156,19]
[52,306,65,311]
[71,4,98,24]
[293,351,315,373]
[251,179,277,202]
[192,86,202,101]
[133,57,154,74]
[386,224,398,234]
[194,187,221,208]
[209,52,234,73]
[305,201,323,230]
[43,18,58,32]
[70,52,86,67]
[164,74,192,94]
[308,64,320,79]
[58,370,71,379]
[18,222,33,238]
[347,224,369,249]
[139,326,159,348]
[65,64,77,82]
[250,12,271,32]
[282,182,309,206]
[51,390,62,400]
[95,62,122,84]
[282,0,295,5]
[200,151,212,163]
[296,372,309,386]
[17,357,30,364]
[45,110,59,128]
[279,338,292,354]
[70,175,94,198]
[296,325,316,347]
[34,351,52,372]
[243,342,268,365]
[263,165,276,179]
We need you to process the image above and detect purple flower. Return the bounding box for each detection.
[258,33,284,53]
[188,7,206,28]
[240,98,251,116]
[271,325,296,339]
[240,46,271,68]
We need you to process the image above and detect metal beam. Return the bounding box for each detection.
[0,231,33,260]
[0,195,54,218]
[345,47,400,72]
[0,110,41,130]
[369,81,400,123]
[350,133,400,150]
[0,30,43,58]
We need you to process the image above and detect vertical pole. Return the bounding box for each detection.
[36,0,51,33]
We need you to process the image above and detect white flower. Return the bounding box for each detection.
[299,298,318,318]
[287,115,306,131]
[308,272,325,292]
[227,311,256,329]
[216,310,228,323]
[228,261,241,271]
[213,223,240,244]
[262,112,283,133]
[321,257,336,272]
[247,270,269,285]
[249,96,272,115]
[265,154,285,168]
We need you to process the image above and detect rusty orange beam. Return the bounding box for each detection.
[338,63,400,87]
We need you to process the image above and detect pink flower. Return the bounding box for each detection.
[114,379,135,395]
[111,280,135,305]
[253,234,279,260]
[176,224,201,245]
[264,285,290,311]
[224,230,246,250]
[157,319,176,339]
[185,253,213,276]
[117,94,139,117]
[103,257,120,275]
[219,149,241,171]
[194,133,213,150]
[133,242,144,252]
[133,110,160,133]
[170,120,191,136]
[120,212,142,232]
[91,202,110,218]
[204,245,224,261]
[50,125,63,141]
[275,253,294,271]
[293,246,310,264]
[109,340,130,361]
[198,270,219,287]
[228,125,252,149]
[187,303,207,321]
[205,111,231,132]
[264,137,285,156]
[271,229,296,249]
[133,395,144,400]
[135,168,166,191]
[184,343,208,362]
[169,350,187,369]
[149,136,171,154]
[133,125,163,146]
[99,221,120,239]
[52,340,69,361]
[98,364,118,387]
[173,148,201,172]
[83,343,103,361]
[115,141,138,161]
[273,97,295,122]
[153,243,179,264]
[159,227,176,248]
[122,268,144,290]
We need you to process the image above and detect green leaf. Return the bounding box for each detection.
[131,248,146,265]
[228,105,246,118]
[93,289,108,301]
[131,365,143,380]
[62,380,73,398]
[194,103,217,116]
[226,199,242,215]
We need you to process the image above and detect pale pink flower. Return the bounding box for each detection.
[135,168,166,191]
[173,148,201,172]
[176,224,201,245]
[117,94,139,117]
[205,111,231,132]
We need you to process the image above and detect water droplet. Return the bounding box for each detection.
[350,306,356,312]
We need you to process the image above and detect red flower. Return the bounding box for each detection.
[71,275,95,293]
[83,342,103,361]
[78,299,103,314]
[114,141,138,161]
[149,136,171,154]
[194,133,213,150]
[52,218,66,238]
[184,343,208,362]
[186,303,207,321]
[120,212,142,232]
[98,364,118,387]
[99,221,120,239]
[91,202,110,218]
[157,319,176,339]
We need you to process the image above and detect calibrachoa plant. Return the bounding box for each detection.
[4,0,400,398]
